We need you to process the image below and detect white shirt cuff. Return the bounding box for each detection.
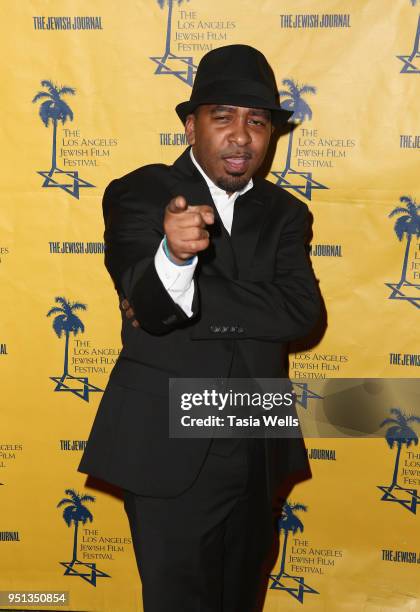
[154,238,197,317]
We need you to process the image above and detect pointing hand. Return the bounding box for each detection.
[163,196,214,264]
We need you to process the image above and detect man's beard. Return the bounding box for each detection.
[215,172,249,193]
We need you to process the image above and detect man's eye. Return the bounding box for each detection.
[249,119,266,126]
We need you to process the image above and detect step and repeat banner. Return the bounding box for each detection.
[1,0,419,610]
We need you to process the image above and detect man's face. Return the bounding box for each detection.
[185,104,273,193]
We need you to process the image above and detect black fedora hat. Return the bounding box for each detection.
[175,44,293,127]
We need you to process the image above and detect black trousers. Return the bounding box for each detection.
[123,438,278,612]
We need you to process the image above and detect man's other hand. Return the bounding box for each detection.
[121,298,140,328]
[164,196,214,264]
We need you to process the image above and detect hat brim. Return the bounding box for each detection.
[176,95,293,127]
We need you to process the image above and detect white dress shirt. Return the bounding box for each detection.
[154,148,253,316]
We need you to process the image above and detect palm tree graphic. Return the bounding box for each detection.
[386,196,420,308]
[398,2,420,73]
[378,408,420,514]
[151,0,196,86]
[158,0,188,62]
[32,80,75,175]
[277,501,307,576]
[58,488,95,563]
[381,408,420,488]
[32,80,95,198]
[389,196,420,286]
[47,297,86,381]
[46,297,103,401]
[269,500,319,601]
[278,79,316,174]
[57,489,110,585]
[271,79,327,200]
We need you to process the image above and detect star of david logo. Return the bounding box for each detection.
[385,282,420,309]
[397,53,420,74]
[38,168,95,200]
[378,483,420,514]
[60,560,111,586]
[292,383,324,410]
[397,17,420,74]
[269,571,319,602]
[150,53,197,86]
[271,169,328,200]
[50,374,103,402]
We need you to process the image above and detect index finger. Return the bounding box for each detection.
[167,196,188,214]
[186,205,214,215]
[186,205,214,223]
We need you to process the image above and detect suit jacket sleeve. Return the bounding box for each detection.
[103,175,196,334]
[190,201,321,342]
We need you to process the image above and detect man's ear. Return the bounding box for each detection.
[185,113,196,145]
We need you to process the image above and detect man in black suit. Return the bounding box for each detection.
[78,44,320,611]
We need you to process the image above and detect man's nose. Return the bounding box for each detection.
[228,119,252,146]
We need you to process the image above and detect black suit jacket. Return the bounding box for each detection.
[78,147,321,499]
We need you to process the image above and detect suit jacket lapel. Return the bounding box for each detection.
[230,179,269,278]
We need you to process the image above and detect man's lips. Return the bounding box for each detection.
[222,155,251,173]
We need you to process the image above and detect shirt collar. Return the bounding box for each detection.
[189,148,253,200]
